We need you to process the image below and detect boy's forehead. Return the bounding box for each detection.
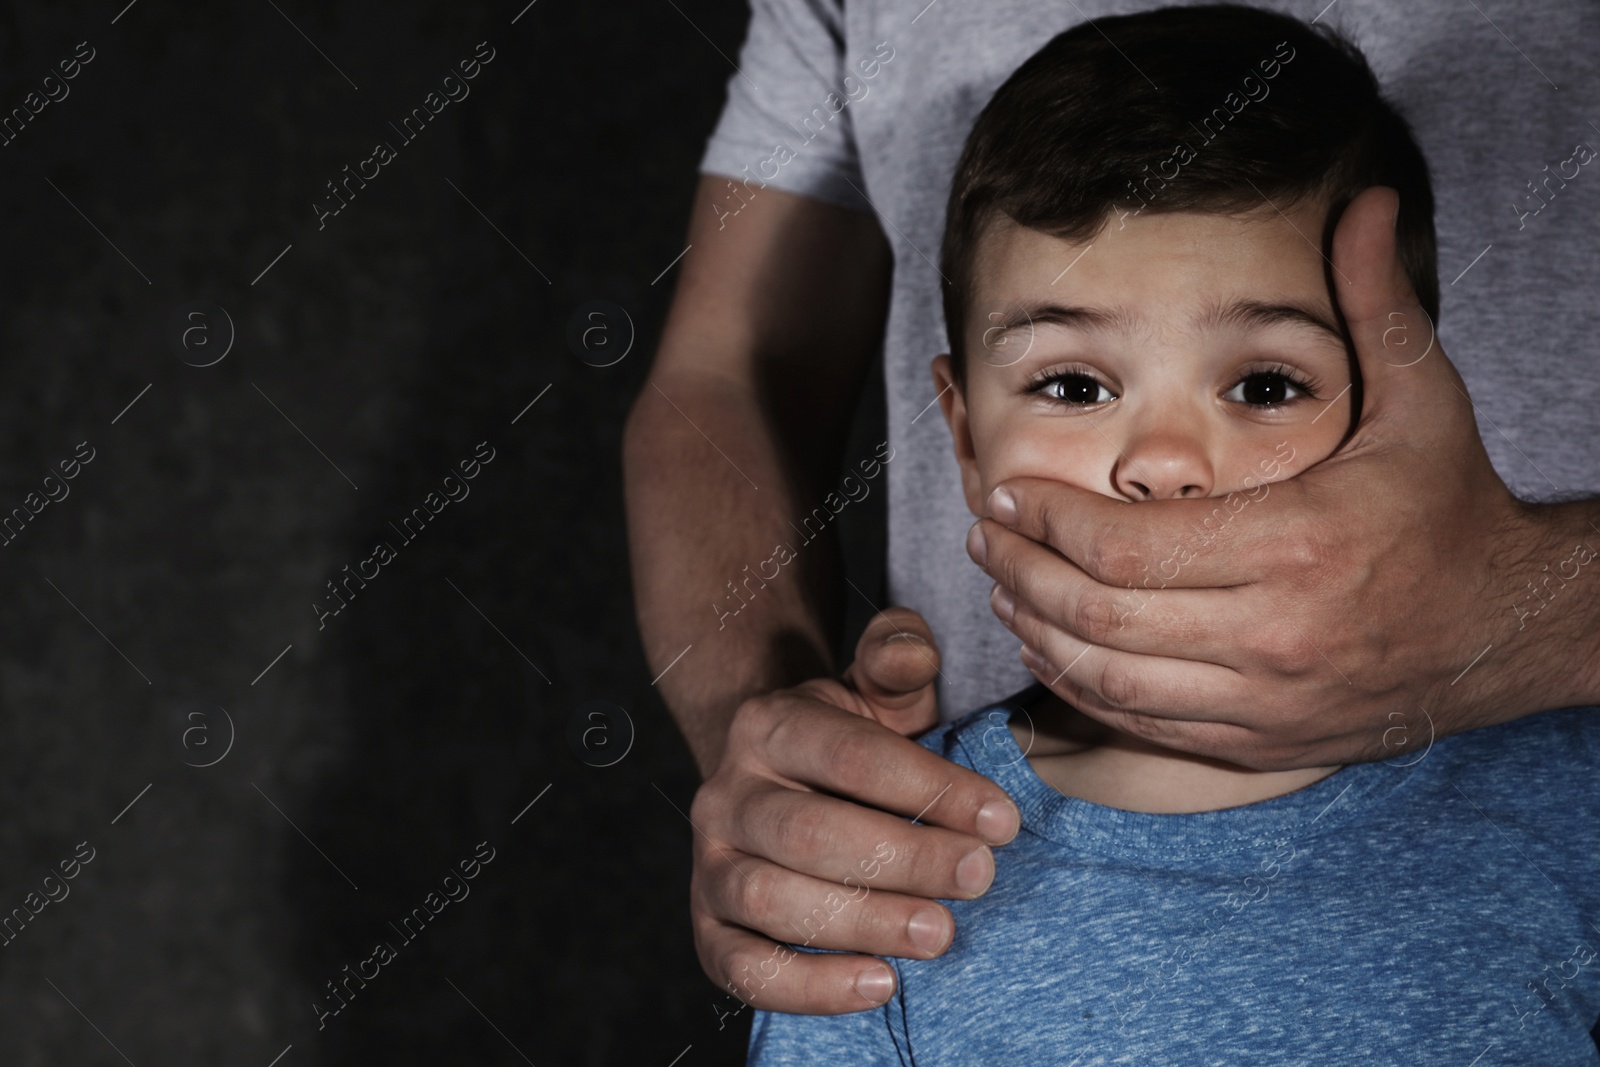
[968,205,1335,328]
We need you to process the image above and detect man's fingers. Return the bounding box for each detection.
[696,910,901,1015]
[1029,677,1269,765]
[699,848,955,960]
[748,693,1019,845]
[972,477,1297,592]
[979,517,1286,662]
[726,783,997,901]
[1009,606,1256,727]
[683,677,1016,1018]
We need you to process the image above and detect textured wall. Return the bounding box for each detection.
[0,1,886,1062]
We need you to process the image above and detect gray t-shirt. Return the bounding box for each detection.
[697,0,1600,720]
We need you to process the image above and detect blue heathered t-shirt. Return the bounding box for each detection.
[747,683,1600,1065]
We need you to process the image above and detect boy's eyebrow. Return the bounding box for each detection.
[1200,298,1345,343]
[986,302,1126,341]
[985,298,1344,345]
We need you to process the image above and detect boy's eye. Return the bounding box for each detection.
[1033,373,1116,405]
[1224,371,1310,407]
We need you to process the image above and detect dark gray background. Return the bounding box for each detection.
[0,1,886,1062]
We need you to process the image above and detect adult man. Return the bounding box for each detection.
[623,0,1600,1016]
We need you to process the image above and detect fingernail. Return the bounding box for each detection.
[1020,644,1044,673]
[966,520,987,567]
[885,632,929,647]
[990,583,1016,625]
[855,964,895,1003]
[955,846,995,895]
[907,907,949,955]
[988,486,1018,526]
[976,799,1019,844]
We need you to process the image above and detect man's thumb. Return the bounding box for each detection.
[843,608,942,735]
[1330,186,1458,437]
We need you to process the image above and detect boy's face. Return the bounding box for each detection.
[933,205,1354,512]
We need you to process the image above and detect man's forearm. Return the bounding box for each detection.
[1487,496,1600,718]
[623,369,851,778]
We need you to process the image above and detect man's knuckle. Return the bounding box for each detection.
[689,778,714,816]
[923,833,978,896]
[888,836,940,894]
[1073,591,1121,643]
[736,863,783,924]
[799,962,852,1013]
[993,545,1027,600]
[850,903,900,950]
[821,725,876,786]
[1093,536,1144,586]
[1078,538,1110,581]
[770,797,833,861]
[729,692,779,750]
[1283,638,1324,675]
[689,780,732,835]
[713,940,752,992]
[692,905,725,953]
[1113,707,1175,745]
[1280,530,1331,576]
[1028,498,1056,541]
[1258,627,1318,674]
[1095,662,1141,709]
[1160,611,1199,650]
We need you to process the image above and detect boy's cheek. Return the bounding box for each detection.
[989,429,1120,502]
[1274,412,1346,478]
[1222,408,1346,493]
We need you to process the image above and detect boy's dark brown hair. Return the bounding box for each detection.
[939,3,1437,387]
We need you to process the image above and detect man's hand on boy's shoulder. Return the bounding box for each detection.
[687,607,1022,1015]
[970,186,1600,771]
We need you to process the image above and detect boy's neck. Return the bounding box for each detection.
[1006,689,1342,814]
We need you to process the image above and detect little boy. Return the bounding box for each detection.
[746,5,1600,1063]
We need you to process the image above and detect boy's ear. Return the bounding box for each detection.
[930,354,986,517]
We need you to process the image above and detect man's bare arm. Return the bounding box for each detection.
[623,175,1021,1014]
[623,176,892,776]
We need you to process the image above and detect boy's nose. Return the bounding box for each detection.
[1111,428,1215,501]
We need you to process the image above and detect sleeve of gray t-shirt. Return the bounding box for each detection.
[696,0,874,214]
